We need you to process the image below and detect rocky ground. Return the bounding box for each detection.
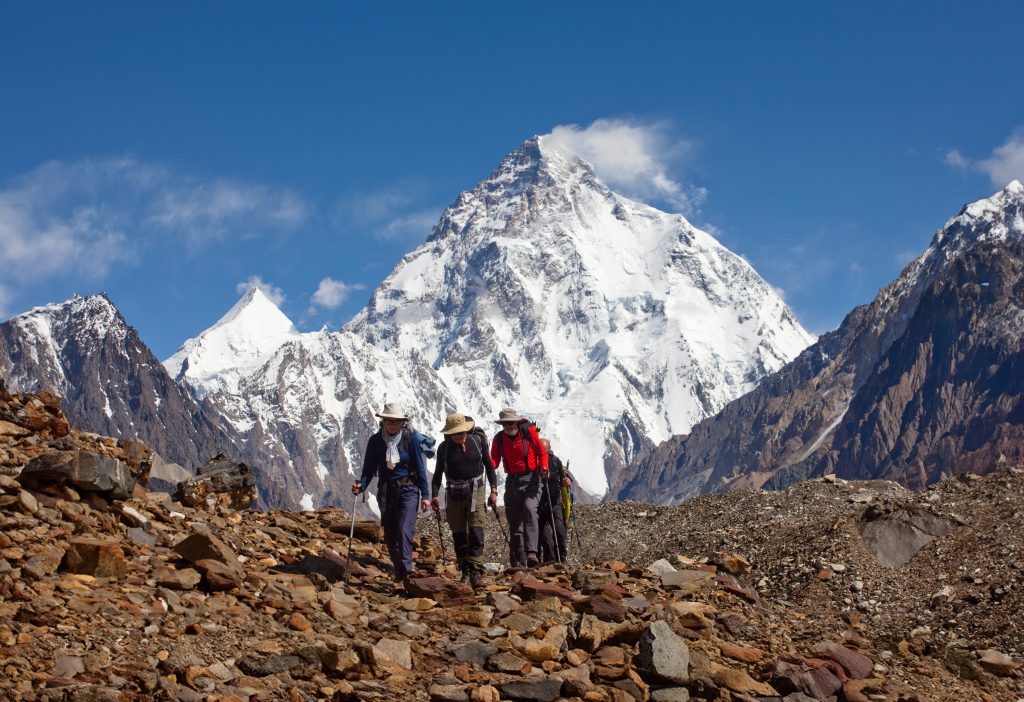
[1,384,1022,701]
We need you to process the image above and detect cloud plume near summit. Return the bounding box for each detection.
[542,118,707,214]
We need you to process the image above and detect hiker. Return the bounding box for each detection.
[430,412,499,588]
[490,407,548,568]
[352,402,430,585]
[538,437,573,564]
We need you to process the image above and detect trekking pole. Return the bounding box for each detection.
[435,506,447,570]
[343,489,365,585]
[570,489,586,565]
[489,501,509,544]
[544,481,562,565]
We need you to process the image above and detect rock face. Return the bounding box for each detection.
[0,294,232,472]
[617,181,1024,502]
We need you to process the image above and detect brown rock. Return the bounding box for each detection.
[574,594,627,622]
[372,637,413,672]
[978,648,1017,676]
[659,569,714,591]
[173,532,240,567]
[289,612,312,631]
[488,651,531,674]
[711,551,751,575]
[62,537,128,578]
[194,558,243,591]
[405,576,476,606]
[512,578,579,602]
[823,641,874,679]
[469,685,500,702]
[718,642,764,663]
[155,567,202,590]
[710,662,777,696]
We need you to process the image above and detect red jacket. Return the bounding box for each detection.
[490,423,548,475]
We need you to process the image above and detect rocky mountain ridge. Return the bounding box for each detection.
[614,181,1024,504]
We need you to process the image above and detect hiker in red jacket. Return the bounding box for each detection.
[490,407,548,567]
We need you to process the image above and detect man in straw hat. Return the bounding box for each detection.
[430,412,498,588]
[352,402,430,585]
[490,407,548,568]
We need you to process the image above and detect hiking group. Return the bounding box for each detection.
[352,403,576,590]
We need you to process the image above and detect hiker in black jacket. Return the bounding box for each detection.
[430,413,498,588]
[538,437,573,564]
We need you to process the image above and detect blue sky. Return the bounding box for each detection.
[2,1,1023,359]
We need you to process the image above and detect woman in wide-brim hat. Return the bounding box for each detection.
[353,402,430,585]
[430,412,498,589]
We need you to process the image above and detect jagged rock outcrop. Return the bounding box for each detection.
[616,181,1024,503]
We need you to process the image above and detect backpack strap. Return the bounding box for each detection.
[519,422,532,468]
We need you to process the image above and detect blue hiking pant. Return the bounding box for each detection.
[380,479,420,579]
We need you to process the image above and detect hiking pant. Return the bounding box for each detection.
[504,471,541,566]
[379,478,420,580]
[538,487,568,563]
[445,479,486,574]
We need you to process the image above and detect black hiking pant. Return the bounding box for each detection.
[538,486,567,563]
[504,471,540,566]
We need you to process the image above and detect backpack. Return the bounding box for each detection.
[496,418,540,470]
[388,425,437,460]
[440,416,489,476]
[461,415,490,455]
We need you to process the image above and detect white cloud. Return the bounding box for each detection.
[944,149,969,169]
[236,275,286,306]
[338,185,440,242]
[943,129,1024,187]
[309,277,364,313]
[978,130,1024,187]
[542,118,707,213]
[0,284,11,318]
[0,157,311,290]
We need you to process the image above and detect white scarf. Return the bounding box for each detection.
[383,429,402,470]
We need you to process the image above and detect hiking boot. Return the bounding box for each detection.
[526,553,540,568]
[459,570,470,584]
[468,569,483,590]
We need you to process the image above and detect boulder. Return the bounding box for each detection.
[176,453,257,510]
[635,620,690,684]
[858,504,957,567]
[19,450,136,499]
[62,538,128,578]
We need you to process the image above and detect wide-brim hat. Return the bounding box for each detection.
[375,402,408,421]
[440,412,475,435]
[494,407,524,424]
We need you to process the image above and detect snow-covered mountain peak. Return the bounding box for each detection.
[164,287,299,399]
[941,181,1024,249]
[348,139,814,497]
[9,293,128,356]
